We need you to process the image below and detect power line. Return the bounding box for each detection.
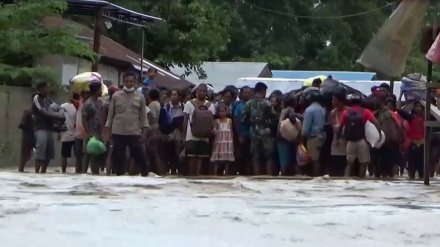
[241,0,396,19]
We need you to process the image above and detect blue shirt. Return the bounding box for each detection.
[301,102,326,138]
[143,78,156,88]
[233,101,250,137]
[142,78,156,95]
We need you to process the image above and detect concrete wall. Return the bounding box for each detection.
[76,57,121,84]
[34,55,64,83]
[0,86,70,168]
[36,55,122,86]
[0,56,123,168]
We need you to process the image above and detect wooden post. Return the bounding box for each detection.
[389,78,394,93]
[91,9,102,72]
[424,60,433,186]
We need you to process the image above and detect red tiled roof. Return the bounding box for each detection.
[43,16,194,89]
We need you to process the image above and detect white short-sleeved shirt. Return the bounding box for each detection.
[148,101,161,129]
[143,105,151,128]
[183,100,215,142]
[60,102,77,142]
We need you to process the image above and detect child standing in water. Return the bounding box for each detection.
[211,104,235,175]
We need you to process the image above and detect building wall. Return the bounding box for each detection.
[38,55,122,86]
[0,86,70,167]
[0,57,124,167]
[34,55,64,83]
[62,56,79,85]
[74,57,121,86]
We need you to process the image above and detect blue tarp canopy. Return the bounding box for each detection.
[272,70,377,81]
[66,0,162,24]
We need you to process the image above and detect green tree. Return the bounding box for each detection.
[0,0,97,83]
[405,4,440,79]
[218,0,321,70]
[106,0,231,79]
[220,0,397,71]
[220,0,437,79]
[96,0,439,79]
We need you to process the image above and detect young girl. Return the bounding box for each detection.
[211,104,235,175]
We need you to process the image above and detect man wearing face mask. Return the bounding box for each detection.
[104,71,149,176]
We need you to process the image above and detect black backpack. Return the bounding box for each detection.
[344,108,365,142]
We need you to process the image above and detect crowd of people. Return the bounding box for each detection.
[17,69,435,179]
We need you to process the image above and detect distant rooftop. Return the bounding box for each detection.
[170,62,271,91]
[272,70,377,81]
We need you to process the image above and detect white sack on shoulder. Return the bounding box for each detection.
[279,117,301,141]
[365,121,380,147]
[374,130,386,148]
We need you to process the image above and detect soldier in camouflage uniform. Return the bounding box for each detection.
[243,82,275,175]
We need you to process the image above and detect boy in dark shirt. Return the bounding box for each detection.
[32,82,65,173]
[18,94,36,172]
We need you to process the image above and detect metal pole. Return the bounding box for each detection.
[424,60,433,186]
[389,78,394,93]
[140,30,145,84]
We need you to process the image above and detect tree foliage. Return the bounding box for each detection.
[103,0,440,80]
[106,0,231,79]
[105,0,439,79]
[2,0,440,83]
[0,0,97,83]
[405,4,440,79]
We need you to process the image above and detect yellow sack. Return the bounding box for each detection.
[303,75,326,88]
[357,0,429,77]
[69,72,108,96]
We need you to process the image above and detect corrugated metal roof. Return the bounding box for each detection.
[170,62,269,91]
[43,17,193,89]
[272,70,376,81]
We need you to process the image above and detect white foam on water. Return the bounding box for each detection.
[1,172,440,247]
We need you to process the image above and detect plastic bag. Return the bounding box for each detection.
[296,144,311,166]
[401,75,426,90]
[365,121,380,147]
[426,33,440,63]
[321,78,343,94]
[321,78,346,107]
[400,74,426,101]
[365,120,386,148]
[86,137,107,155]
[374,130,386,148]
[403,90,425,101]
[357,0,430,77]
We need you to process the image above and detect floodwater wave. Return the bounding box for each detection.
[1,171,440,246]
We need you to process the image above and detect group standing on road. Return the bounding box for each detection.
[18,73,435,179]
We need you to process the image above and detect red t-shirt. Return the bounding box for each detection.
[407,115,425,140]
[339,105,375,125]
